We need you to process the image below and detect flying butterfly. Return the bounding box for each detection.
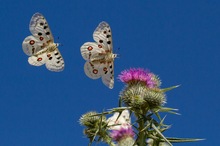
[22,13,64,72]
[107,110,131,130]
[80,21,117,89]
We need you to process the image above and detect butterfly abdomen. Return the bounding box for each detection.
[33,43,56,56]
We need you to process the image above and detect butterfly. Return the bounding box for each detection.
[80,21,117,89]
[107,110,131,130]
[22,13,64,72]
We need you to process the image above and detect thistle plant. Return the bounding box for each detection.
[80,68,203,146]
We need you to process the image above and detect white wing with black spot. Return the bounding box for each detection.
[93,21,113,52]
[22,12,64,72]
[45,49,64,72]
[29,12,54,42]
[102,62,114,89]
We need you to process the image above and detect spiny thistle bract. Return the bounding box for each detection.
[79,111,105,127]
[79,111,109,143]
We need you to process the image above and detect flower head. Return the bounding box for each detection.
[79,111,106,128]
[118,68,161,88]
[80,111,109,143]
[119,68,165,112]
[110,126,135,142]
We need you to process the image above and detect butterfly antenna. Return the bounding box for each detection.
[56,36,63,47]
[115,47,120,53]
[115,47,120,58]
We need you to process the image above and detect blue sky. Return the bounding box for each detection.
[0,0,219,145]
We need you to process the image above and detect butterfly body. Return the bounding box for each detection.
[80,22,116,89]
[91,51,116,63]
[22,13,64,72]
[32,41,57,55]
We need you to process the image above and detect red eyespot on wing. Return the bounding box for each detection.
[39,37,44,41]
[29,40,35,45]
[103,67,107,72]
[47,54,51,57]
[37,58,42,61]
[87,46,93,51]
[98,44,102,48]
[93,69,98,74]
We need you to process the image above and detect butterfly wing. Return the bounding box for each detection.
[28,53,47,66]
[45,48,65,72]
[22,13,52,56]
[27,48,64,72]
[107,110,131,130]
[80,42,106,61]
[93,21,113,52]
[120,110,131,124]
[107,112,120,129]
[84,61,107,79]
[29,13,54,43]
[102,61,114,89]
[22,35,46,56]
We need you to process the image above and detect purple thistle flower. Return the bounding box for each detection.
[110,126,135,142]
[118,68,160,88]
[146,73,157,88]
[119,70,133,82]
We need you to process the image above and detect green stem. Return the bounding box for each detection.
[103,135,116,146]
[137,115,146,146]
